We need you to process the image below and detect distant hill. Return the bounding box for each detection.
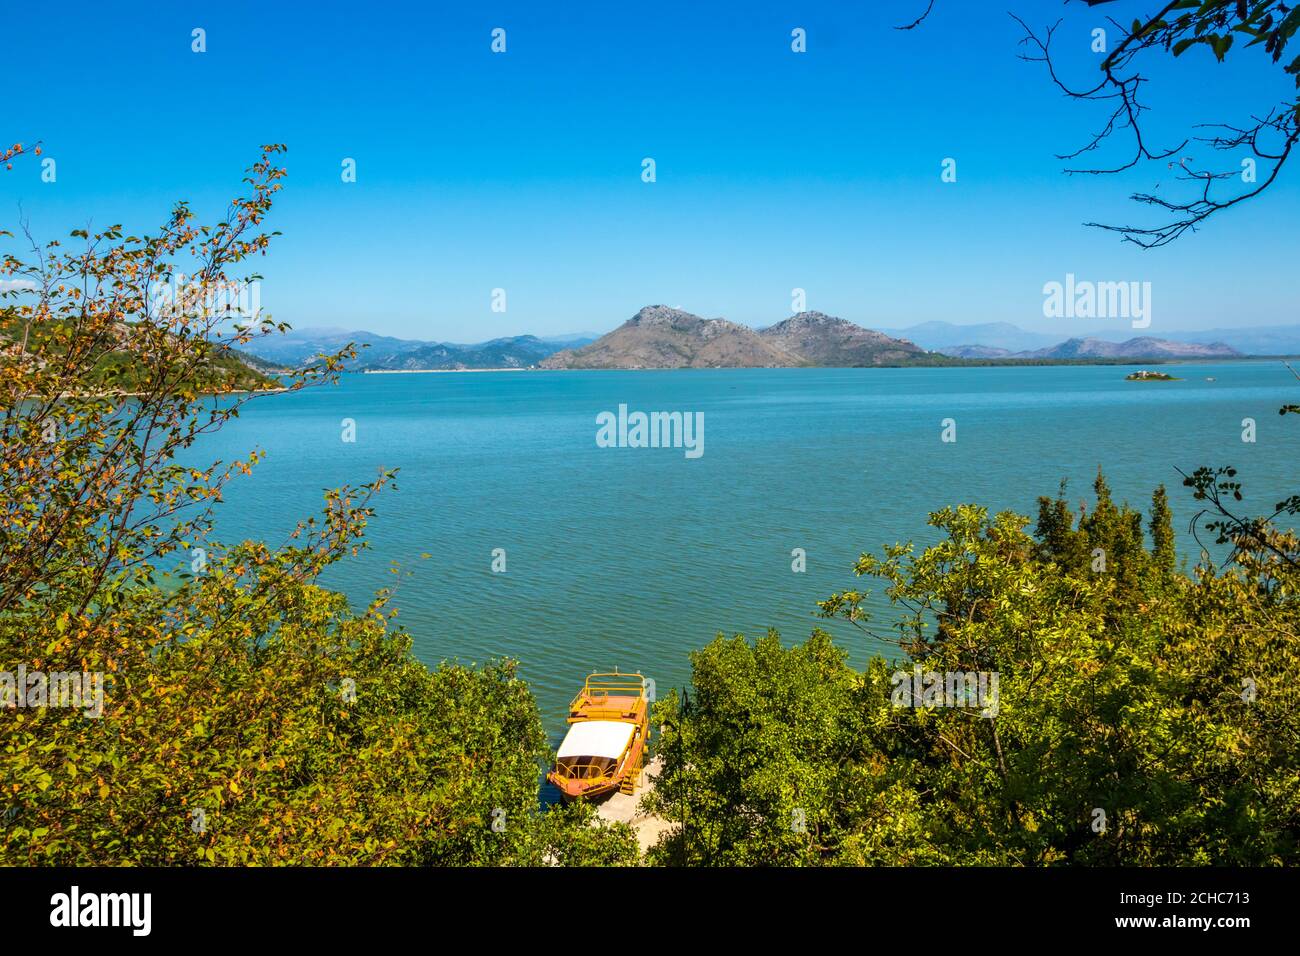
[241,318,1273,371]
[541,307,937,369]
[1019,337,1240,360]
[529,331,602,346]
[758,312,927,366]
[1098,324,1300,355]
[942,344,1016,359]
[887,320,1299,356]
[541,306,801,369]
[243,327,427,367]
[367,335,559,370]
[881,321,1061,353]
[241,328,596,370]
[943,337,1239,360]
[0,316,280,393]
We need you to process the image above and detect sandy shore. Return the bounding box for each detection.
[362,367,535,374]
[594,756,672,855]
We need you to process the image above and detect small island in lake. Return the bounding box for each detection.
[1126,369,1182,382]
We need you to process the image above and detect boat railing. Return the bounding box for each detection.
[551,734,643,791]
[554,759,605,778]
[551,756,617,789]
[567,672,648,719]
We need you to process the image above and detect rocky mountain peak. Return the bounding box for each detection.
[627,305,704,327]
[771,311,852,332]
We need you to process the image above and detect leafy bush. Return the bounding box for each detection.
[0,150,636,866]
[649,478,1300,865]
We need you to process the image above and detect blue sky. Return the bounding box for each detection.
[3,0,1297,340]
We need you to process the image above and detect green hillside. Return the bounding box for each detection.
[0,313,280,393]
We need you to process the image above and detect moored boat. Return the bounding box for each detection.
[547,671,649,800]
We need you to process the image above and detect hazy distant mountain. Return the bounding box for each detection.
[241,328,428,367]
[535,331,602,346]
[942,344,1015,359]
[241,328,596,370]
[541,306,801,369]
[759,312,927,366]
[887,320,1299,356]
[1080,324,1300,355]
[243,318,1273,371]
[367,335,561,370]
[438,333,599,351]
[880,321,1061,353]
[1020,337,1240,360]
[943,336,1238,359]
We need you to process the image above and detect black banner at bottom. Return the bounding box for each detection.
[1,865,1287,942]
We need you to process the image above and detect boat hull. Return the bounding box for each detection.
[549,672,650,800]
[546,772,620,801]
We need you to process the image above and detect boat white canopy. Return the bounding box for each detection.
[557,720,635,760]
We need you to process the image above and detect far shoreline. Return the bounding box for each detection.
[362,367,532,374]
[354,356,1293,375]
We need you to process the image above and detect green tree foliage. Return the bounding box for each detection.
[2,552,638,864]
[649,476,1299,865]
[0,151,637,866]
[1149,483,1176,574]
[1034,470,1180,605]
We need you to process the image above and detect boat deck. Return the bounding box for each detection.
[568,693,646,722]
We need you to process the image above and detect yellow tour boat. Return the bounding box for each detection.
[547,671,650,800]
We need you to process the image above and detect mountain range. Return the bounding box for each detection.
[239,328,597,370]
[539,307,934,369]
[879,320,1300,356]
[944,337,1240,360]
[539,308,1241,368]
[540,305,801,368]
[759,312,928,366]
[237,313,1298,371]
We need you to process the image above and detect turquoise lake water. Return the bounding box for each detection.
[199,362,1298,732]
